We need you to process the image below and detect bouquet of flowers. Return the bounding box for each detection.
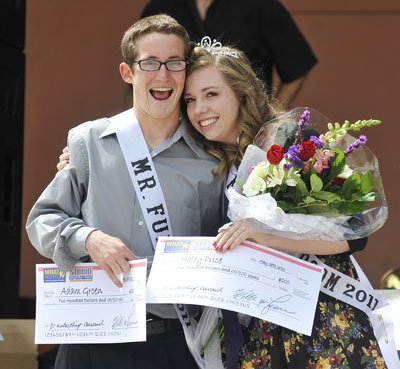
[228,107,388,241]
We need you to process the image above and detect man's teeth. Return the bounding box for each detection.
[150,87,173,100]
[152,87,172,92]
[199,118,218,127]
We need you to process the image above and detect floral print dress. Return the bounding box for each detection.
[239,253,388,369]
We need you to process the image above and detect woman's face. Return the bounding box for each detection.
[184,65,240,145]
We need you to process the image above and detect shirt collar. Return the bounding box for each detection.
[99,110,205,158]
[98,109,133,139]
[172,116,206,158]
[147,117,206,158]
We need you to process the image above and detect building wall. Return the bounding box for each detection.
[281,0,400,286]
[21,0,148,297]
[21,1,400,297]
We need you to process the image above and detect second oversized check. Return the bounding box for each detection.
[147,237,323,335]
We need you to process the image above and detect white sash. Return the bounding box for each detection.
[113,110,172,249]
[112,109,207,368]
[300,253,399,369]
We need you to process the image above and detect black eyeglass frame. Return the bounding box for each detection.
[127,59,188,72]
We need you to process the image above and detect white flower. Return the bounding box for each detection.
[285,176,298,186]
[266,166,285,188]
[253,162,269,177]
[243,172,267,197]
[266,161,298,188]
[338,164,354,178]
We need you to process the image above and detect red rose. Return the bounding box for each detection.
[333,177,345,186]
[267,144,285,164]
[298,140,316,161]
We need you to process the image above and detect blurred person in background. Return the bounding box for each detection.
[141,0,318,108]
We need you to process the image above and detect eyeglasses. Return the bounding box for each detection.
[129,59,188,72]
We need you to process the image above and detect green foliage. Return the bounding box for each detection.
[310,174,323,193]
[275,162,376,216]
[360,172,373,195]
[325,149,345,184]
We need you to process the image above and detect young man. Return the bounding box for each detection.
[27,14,224,369]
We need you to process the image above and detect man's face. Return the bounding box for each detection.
[130,32,186,121]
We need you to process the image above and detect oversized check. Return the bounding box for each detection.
[147,237,323,335]
[35,259,147,344]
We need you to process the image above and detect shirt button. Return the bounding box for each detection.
[138,221,144,226]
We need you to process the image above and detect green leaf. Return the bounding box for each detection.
[312,191,341,203]
[327,149,346,182]
[287,206,308,214]
[360,171,373,195]
[341,172,361,199]
[292,175,308,197]
[350,193,362,201]
[277,200,294,212]
[304,196,317,204]
[310,174,323,193]
[337,201,365,214]
[292,204,339,215]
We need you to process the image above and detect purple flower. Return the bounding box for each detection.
[285,144,304,168]
[298,109,311,129]
[287,144,300,156]
[310,135,324,148]
[344,135,368,155]
[295,109,311,144]
[292,159,305,168]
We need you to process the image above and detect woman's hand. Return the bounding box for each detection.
[214,219,259,253]
[56,146,70,172]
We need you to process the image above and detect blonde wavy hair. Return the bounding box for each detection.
[184,45,282,175]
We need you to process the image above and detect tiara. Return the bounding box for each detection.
[197,36,239,59]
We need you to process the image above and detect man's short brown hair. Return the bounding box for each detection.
[121,14,191,63]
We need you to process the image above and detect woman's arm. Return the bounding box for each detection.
[214,218,350,255]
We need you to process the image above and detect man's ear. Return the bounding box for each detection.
[120,62,134,83]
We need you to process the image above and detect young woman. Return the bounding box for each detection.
[57,42,388,368]
[182,43,388,369]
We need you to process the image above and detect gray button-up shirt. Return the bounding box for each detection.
[26,113,224,318]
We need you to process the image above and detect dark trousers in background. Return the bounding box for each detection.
[55,327,198,369]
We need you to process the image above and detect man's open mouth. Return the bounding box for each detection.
[150,87,173,100]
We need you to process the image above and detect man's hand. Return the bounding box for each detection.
[86,230,137,287]
[56,146,70,172]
